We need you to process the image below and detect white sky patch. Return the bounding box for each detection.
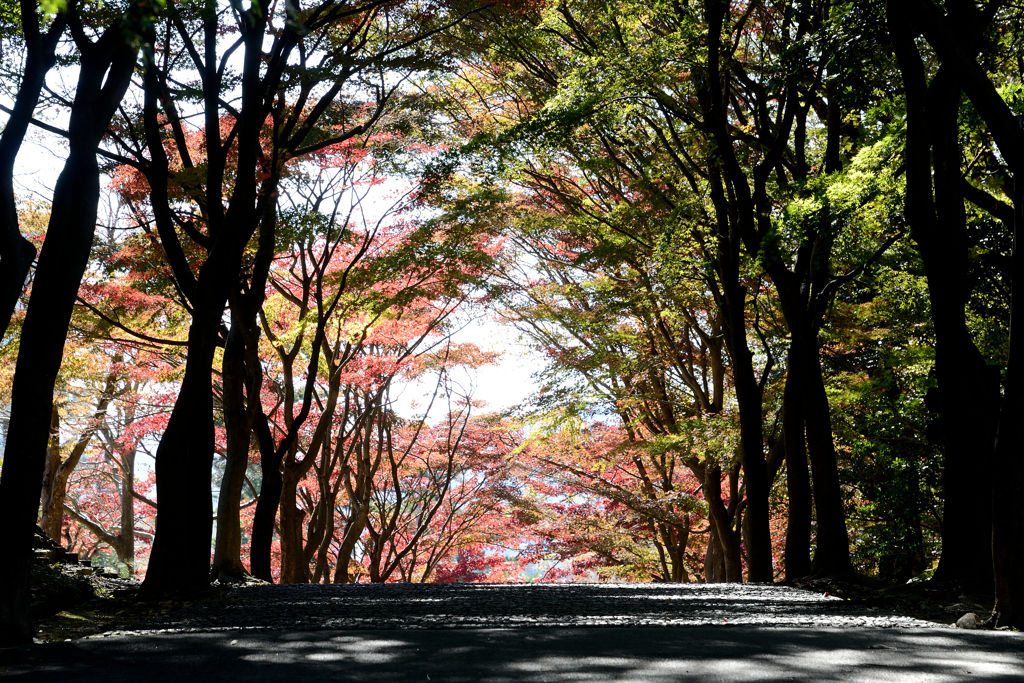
[389,312,543,419]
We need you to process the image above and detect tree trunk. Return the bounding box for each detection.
[211,199,273,582]
[0,30,137,643]
[142,14,272,594]
[702,461,743,582]
[250,416,285,582]
[900,0,1024,626]
[39,406,63,540]
[801,350,852,576]
[782,348,812,581]
[0,11,64,342]
[278,467,311,584]
[704,524,726,583]
[211,317,254,582]
[927,70,998,589]
[699,0,774,584]
[726,289,773,583]
[887,5,999,589]
[311,486,338,583]
[118,434,137,569]
[991,136,1024,629]
[668,525,689,583]
[40,371,117,542]
[141,304,222,594]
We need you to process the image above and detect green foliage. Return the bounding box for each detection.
[825,240,941,580]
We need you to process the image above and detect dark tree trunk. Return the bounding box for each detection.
[991,122,1024,629]
[801,350,852,575]
[0,8,64,342]
[142,10,272,595]
[212,201,272,582]
[702,461,743,583]
[333,501,371,583]
[926,71,998,589]
[278,469,311,584]
[887,5,998,588]
[704,524,727,583]
[767,80,852,579]
[311,485,339,583]
[668,525,690,583]
[279,403,338,583]
[771,265,853,581]
[211,316,255,582]
[0,28,138,644]
[901,0,1024,619]
[143,275,246,594]
[250,416,285,582]
[782,347,812,581]
[725,283,773,583]
[698,0,782,583]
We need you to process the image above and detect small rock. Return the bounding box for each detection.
[955,613,980,629]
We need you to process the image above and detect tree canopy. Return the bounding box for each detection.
[2,0,1024,645]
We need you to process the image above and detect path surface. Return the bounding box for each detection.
[131,583,941,631]
[3,584,1023,681]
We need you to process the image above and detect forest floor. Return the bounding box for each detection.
[28,567,1000,643]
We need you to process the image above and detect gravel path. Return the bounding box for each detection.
[123,583,940,634]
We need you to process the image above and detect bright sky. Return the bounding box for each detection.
[8,111,545,422]
[451,317,540,413]
[388,314,542,419]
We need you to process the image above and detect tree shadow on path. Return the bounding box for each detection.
[3,626,1022,682]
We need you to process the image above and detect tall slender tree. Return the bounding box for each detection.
[0,0,148,644]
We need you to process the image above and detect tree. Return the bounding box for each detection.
[61,388,160,575]
[0,0,65,340]
[425,0,907,581]
[0,0,151,644]
[887,0,1024,627]
[514,421,712,582]
[111,0,492,597]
